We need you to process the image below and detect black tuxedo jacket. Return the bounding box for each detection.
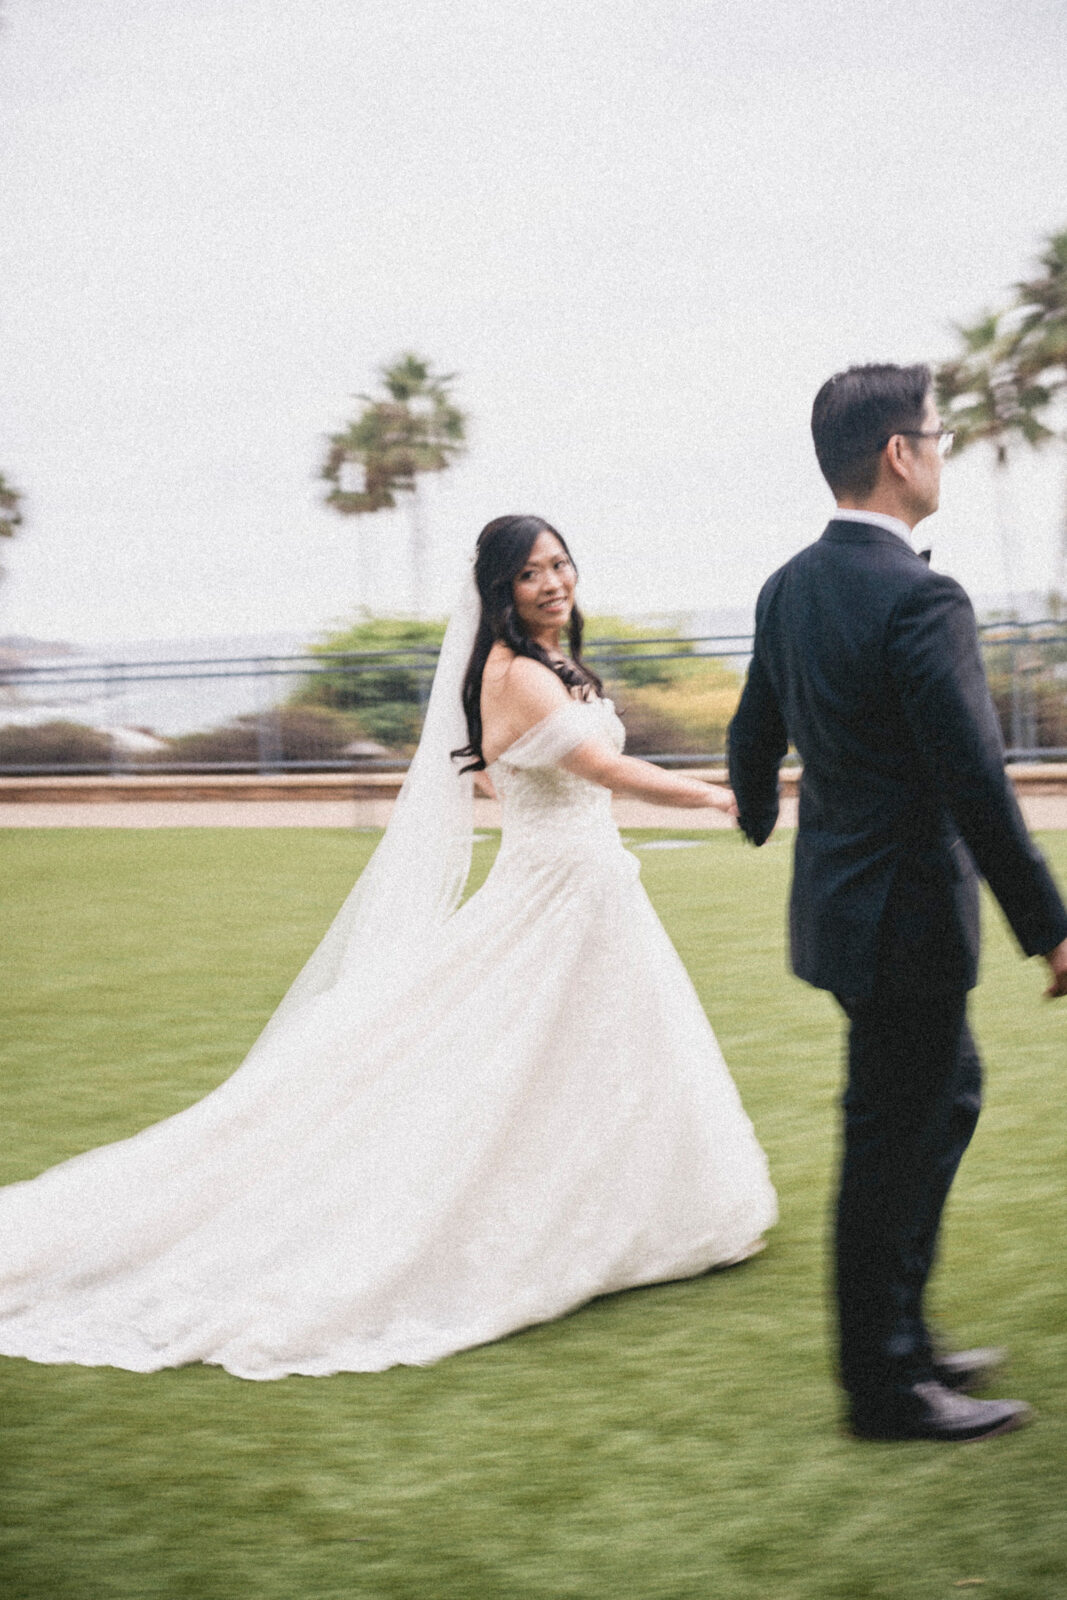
[728,518,1067,998]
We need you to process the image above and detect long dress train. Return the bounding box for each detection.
[0,696,776,1378]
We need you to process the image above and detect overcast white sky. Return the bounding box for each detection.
[2,0,1065,643]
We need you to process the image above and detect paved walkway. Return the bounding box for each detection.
[0,795,747,829]
[5,794,1067,829]
[4,765,1067,828]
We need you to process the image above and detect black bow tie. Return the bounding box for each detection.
[918,548,932,564]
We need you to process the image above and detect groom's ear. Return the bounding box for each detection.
[882,434,910,483]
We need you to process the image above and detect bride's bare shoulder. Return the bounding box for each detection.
[480,647,571,763]
[483,645,568,709]
[481,640,516,686]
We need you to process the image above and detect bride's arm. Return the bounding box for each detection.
[490,656,736,814]
[561,742,738,814]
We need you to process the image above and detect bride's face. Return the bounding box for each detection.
[512,531,576,639]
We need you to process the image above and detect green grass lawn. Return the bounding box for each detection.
[1,827,1065,1600]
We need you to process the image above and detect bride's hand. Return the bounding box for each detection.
[705,783,739,817]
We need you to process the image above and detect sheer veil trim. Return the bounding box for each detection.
[260,569,479,1031]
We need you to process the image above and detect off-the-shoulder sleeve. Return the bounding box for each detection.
[498,699,605,769]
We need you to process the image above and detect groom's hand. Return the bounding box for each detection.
[1043,937,1067,999]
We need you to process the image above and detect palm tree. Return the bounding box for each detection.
[936,311,1054,607]
[0,472,24,582]
[1012,230,1067,592]
[938,228,1067,604]
[321,354,467,615]
[1014,230,1067,380]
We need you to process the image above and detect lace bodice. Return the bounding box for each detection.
[488,697,626,861]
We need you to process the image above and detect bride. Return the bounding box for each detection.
[0,514,776,1379]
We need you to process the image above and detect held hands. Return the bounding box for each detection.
[1044,936,1067,999]
[704,782,740,818]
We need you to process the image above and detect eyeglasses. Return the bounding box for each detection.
[878,428,955,459]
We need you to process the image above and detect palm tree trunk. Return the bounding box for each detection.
[1057,440,1067,604]
[992,462,1018,615]
[357,524,379,615]
[407,487,428,617]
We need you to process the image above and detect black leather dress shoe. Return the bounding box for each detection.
[849,1380,1031,1442]
[931,1347,1007,1392]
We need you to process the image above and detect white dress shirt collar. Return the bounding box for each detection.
[830,508,916,549]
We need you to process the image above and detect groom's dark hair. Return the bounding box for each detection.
[811,363,931,497]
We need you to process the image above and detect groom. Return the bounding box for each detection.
[728,362,1067,1442]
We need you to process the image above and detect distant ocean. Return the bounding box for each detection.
[0,632,316,736]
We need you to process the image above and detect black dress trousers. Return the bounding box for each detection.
[833,979,982,1406]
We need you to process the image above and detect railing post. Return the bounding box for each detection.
[107,661,123,775]
[1009,636,1024,755]
[255,659,283,775]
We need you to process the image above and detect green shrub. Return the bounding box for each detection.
[584,616,696,689]
[295,618,445,710]
[0,719,114,767]
[612,659,743,757]
[609,697,702,756]
[292,614,743,758]
[290,618,446,754]
[986,671,1067,751]
[165,708,368,765]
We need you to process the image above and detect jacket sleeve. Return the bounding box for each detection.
[728,633,789,848]
[886,572,1067,957]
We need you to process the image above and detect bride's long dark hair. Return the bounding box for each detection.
[452,514,604,773]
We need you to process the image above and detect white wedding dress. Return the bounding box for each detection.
[0,695,776,1379]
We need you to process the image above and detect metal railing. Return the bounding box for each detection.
[0,636,749,775]
[2,621,1067,775]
